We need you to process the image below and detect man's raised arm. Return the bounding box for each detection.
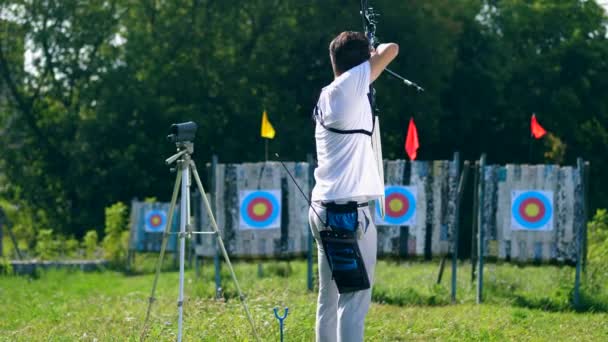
[369,43,399,83]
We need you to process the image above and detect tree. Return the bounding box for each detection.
[0,0,122,235]
[1,0,607,237]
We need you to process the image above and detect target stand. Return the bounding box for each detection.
[140,141,260,342]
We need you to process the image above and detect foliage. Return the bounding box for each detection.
[543,133,567,164]
[64,237,79,258]
[1,261,607,340]
[23,228,81,260]
[586,209,608,295]
[82,230,99,259]
[0,257,13,275]
[34,229,56,260]
[0,199,47,254]
[102,201,129,265]
[0,0,607,235]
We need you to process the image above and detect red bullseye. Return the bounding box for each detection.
[385,193,408,217]
[247,198,273,221]
[518,198,545,222]
[150,215,162,227]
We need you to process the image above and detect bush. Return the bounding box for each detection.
[0,200,47,255]
[0,257,13,275]
[586,209,608,292]
[35,229,57,260]
[83,230,99,259]
[64,238,80,258]
[102,202,129,266]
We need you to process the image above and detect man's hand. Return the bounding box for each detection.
[369,43,399,83]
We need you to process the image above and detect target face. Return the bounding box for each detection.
[239,190,281,229]
[375,186,417,226]
[144,209,167,233]
[511,190,553,231]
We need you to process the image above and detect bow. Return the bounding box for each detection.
[360,1,424,219]
[361,0,386,218]
[360,1,425,92]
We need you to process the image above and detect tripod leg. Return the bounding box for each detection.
[140,170,182,341]
[190,161,261,342]
[177,161,191,342]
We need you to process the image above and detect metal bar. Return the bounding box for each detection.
[471,161,479,282]
[384,68,424,91]
[167,231,215,235]
[436,256,447,284]
[476,154,486,304]
[583,161,590,272]
[452,156,469,303]
[177,159,190,342]
[573,158,585,308]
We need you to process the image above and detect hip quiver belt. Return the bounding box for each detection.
[319,201,370,293]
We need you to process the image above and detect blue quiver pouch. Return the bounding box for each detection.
[320,202,370,293]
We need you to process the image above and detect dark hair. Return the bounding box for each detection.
[329,31,371,74]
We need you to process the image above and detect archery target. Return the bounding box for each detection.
[511,190,553,231]
[144,209,167,233]
[239,190,281,229]
[375,186,417,226]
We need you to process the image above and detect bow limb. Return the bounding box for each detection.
[372,116,385,219]
[361,0,386,218]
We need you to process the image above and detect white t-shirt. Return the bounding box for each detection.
[311,61,384,202]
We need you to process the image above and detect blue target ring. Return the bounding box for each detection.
[376,186,416,225]
[145,209,167,233]
[512,191,552,229]
[240,191,280,228]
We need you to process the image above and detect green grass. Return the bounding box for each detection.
[1,259,607,341]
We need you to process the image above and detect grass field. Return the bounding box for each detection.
[1,259,607,341]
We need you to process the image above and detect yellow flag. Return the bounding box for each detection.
[260,110,276,139]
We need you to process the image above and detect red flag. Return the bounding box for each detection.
[405,118,419,160]
[530,114,547,139]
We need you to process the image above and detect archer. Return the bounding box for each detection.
[310,31,398,342]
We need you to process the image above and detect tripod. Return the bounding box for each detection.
[140,141,259,342]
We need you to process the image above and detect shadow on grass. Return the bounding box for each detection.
[372,286,451,307]
[483,276,608,313]
[510,290,608,313]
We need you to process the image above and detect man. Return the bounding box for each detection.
[309,31,398,342]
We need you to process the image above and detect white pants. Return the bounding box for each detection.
[309,203,377,342]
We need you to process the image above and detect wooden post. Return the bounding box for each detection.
[452,160,469,303]
[307,154,314,292]
[476,154,486,304]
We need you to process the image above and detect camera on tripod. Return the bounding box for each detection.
[167,121,197,143]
